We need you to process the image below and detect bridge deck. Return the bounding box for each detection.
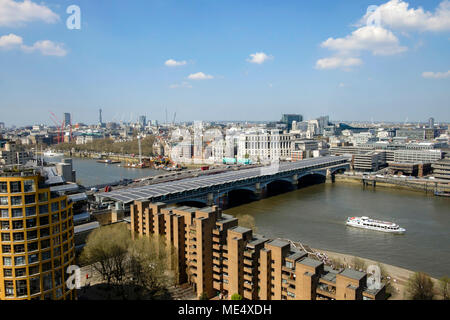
[98,156,349,204]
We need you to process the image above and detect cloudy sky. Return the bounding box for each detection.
[0,0,449,126]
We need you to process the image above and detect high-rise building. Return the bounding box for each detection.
[63,113,71,127]
[0,168,76,300]
[281,114,303,131]
[428,117,435,129]
[138,116,146,128]
[129,202,386,300]
[98,108,103,126]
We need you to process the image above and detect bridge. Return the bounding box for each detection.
[96,155,350,208]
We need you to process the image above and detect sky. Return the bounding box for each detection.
[0,0,449,127]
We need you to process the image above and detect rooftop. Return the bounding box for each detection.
[298,257,323,268]
[339,268,366,281]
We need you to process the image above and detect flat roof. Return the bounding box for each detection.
[298,257,323,268]
[74,221,99,234]
[229,226,251,234]
[267,239,290,248]
[339,268,366,281]
[286,251,307,262]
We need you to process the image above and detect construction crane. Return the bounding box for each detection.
[49,111,64,144]
[172,112,177,125]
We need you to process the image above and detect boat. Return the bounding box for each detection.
[346,216,406,234]
[43,150,64,157]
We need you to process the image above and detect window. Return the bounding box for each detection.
[3,257,12,266]
[54,269,62,287]
[14,244,25,253]
[43,273,53,291]
[25,206,36,217]
[3,269,12,277]
[10,181,22,193]
[30,277,40,295]
[25,195,35,204]
[2,233,11,241]
[11,196,22,206]
[0,196,9,206]
[12,221,23,230]
[42,250,51,260]
[16,279,28,296]
[61,200,66,209]
[51,202,59,212]
[53,225,60,234]
[42,262,52,272]
[14,256,26,266]
[39,204,48,214]
[1,208,9,218]
[40,228,50,237]
[12,208,23,218]
[4,280,14,296]
[13,232,24,241]
[39,216,49,226]
[15,268,26,277]
[26,218,37,228]
[23,180,35,193]
[29,265,39,275]
[1,221,9,230]
[53,246,61,257]
[61,210,67,220]
[38,192,48,202]
[0,182,7,193]
[28,253,38,264]
[52,213,60,223]
[27,242,38,252]
[41,239,50,249]
[2,244,11,253]
[27,230,37,240]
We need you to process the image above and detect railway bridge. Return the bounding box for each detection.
[96,156,350,209]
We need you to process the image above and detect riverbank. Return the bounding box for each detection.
[335,174,450,195]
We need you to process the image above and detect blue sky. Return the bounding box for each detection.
[0,0,449,126]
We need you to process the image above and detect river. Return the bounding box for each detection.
[47,156,449,278]
[225,182,450,279]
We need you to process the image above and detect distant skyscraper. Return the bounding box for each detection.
[281,114,303,131]
[428,117,434,128]
[139,115,146,128]
[99,108,103,125]
[63,113,71,127]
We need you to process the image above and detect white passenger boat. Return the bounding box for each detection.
[43,150,64,157]
[346,216,406,234]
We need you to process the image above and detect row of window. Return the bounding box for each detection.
[2,244,74,267]
[2,232,73,254]
[0,205,69,220]
[1,223,73,242]
[0,180,35,194]
[1,211,70,229]
[0,198,65,211]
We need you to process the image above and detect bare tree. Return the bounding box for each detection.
[439,276,449,300]
[406,272,435,300]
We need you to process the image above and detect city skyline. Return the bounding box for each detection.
[1,0,450,126]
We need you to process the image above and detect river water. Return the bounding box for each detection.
[225,183,450,278]
[44,156,159,186]
[47,156,449,278]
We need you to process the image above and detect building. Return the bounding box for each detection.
[138,116,146,129]
[393,149,442,163]
[128,202,386,301]
[63,113,71,127]
[237,129,293,163]
[0,167,75,300]
[0,142,33,166]
[281,114,303,131]
[396,128,436,140]
[428,117,434,129]
[432,154,450,180]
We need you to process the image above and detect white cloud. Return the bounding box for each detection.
[0,33,67,56]
[22,40,67,56]
[321,25,407,56]
[422,70,450,79]
[360,0,450,32]
[0,0,60,27]
[187,72,214,80]
[0,33,23,49]
[247,52,273,64]
[165,59,187,67]
[316,57,363,70]
[169,82,192,89]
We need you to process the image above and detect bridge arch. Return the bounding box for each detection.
[297,172,327,188]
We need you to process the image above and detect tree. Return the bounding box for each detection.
[231,293,242,300]
[439,276,449,300]
[351,256,367,271]
[198,292,208,300]
[238,214,257,233]
[80,223,131,286]
[406,272,435,300]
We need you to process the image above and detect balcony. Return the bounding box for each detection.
[244,250,254,258]
[212,228,220,236]
[243,273,253,282]
[316,284,336,298]
[243,258,253,266]
[243,266,252,274]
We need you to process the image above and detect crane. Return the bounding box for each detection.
[172,112,177,125]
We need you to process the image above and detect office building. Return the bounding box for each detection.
[129,202,386,300]
[0,167,75,300]
[281,114,303,131]
[432,154,450,180]
[63,113,71,127]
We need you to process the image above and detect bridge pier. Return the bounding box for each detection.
[254,182,267,200]
[326,169,336,183]
[292,174,299,188]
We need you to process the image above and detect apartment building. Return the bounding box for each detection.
[0,168,76,300]
[129,201,385,300]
